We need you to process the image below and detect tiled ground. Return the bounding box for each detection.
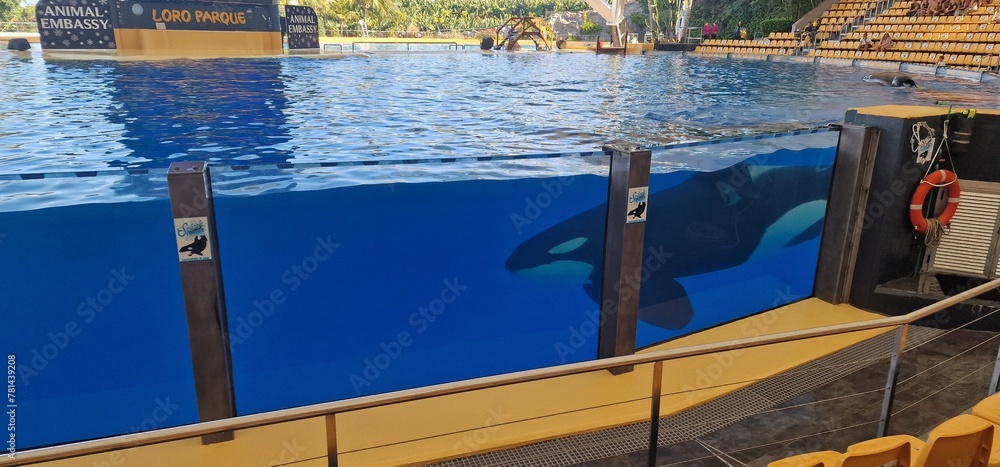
[581,328,1000,467]
[433,326,1000,467]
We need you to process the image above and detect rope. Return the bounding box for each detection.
[911,121,935,164]
[924,218,946,246]
[921,176,958,188]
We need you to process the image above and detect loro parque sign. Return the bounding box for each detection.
[34,0,287,53]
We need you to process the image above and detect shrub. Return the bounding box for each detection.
[759,18,794,36]
[580,16,603,35]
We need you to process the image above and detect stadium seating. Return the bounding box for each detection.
[767,411,996,467]
[693,0,1000,71]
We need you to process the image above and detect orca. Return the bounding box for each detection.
[179,235,208,256]
[628,201,646,220]
[863,72,917,88]
[505,159,833,330]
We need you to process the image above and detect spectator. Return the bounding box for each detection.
[992,8,1000,22]
[955,0,970,15]
[942,0,958,15]
[936,54,946,66]
[859,32,874,50]
[734,21,746,39]
[711,23,719,39]
[801,21,819,46]
[703,23,712,40]
[906,0,921,15]
[876,32,894,52]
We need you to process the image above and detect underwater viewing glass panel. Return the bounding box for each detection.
[0,172,199,450]
[210,156,612,415]
[636,130,840,348]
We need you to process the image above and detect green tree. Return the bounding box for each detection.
[0,0,21,23]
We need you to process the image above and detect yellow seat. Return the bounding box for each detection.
[838,436,912,467]
[768,451,841,467]
[847,414,993,467]
[974,393,1000,425]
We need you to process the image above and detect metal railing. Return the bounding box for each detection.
[7,277,1000,467]
[330,29,482,39]
[349,41,475,52]
[0,22,36,33]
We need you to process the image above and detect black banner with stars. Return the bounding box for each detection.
[117,2,278,32]
[36,0,116,50]
[284,5,318,50]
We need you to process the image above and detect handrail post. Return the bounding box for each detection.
[877,324,908,437]
[326,414,338,467]
[988,340,1000,395]
[597,144,651,375]
[167,162,236,444]
[647,361,664,467]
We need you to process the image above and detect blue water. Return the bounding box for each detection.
[0,51,885,449]
[0,53,995,176]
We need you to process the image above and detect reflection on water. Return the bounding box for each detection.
[107,59,293,167]
[0,53,997,173]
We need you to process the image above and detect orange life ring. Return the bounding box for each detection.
[909,169,960,233]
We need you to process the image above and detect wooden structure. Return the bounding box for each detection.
[495,17,552,51]
[596,38,627,55]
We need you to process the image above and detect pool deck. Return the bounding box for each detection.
[687,49,1000,83]
[27,299,891,467]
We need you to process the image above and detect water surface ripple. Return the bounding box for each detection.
[0,52,997,173]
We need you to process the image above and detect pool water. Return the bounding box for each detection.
[0,52,995,175]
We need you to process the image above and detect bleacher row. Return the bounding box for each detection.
[700,38,802,56]
[873,9,999,23]
[692,0,1000,71]
[767,391,1000,466]
[815,0,882,34]
[812,47,1000,66]
[846,29,1000,41]
[826,39,999,52]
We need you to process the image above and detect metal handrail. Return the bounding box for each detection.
[8,277,1000,466]
[351,41,460,52]
[0,22,37,33]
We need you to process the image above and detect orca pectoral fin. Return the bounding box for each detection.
[585,267,694,330]
[638,277,694,330]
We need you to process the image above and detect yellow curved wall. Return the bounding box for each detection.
[113,29,282,56]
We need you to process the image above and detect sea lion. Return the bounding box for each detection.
[863,72,917,87]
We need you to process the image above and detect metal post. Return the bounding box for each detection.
[326,414,339,467]
[988,341,1000,395]
[647,361,664,467]
[597,145,652,375]
[814,124,879,305]
[167,161,236,444]
[877,325,909,437]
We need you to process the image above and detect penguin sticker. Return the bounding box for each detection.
[174,217,213,262]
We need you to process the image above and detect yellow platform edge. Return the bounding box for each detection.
[32,298,889,467]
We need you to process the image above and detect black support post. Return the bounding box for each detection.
[597,145,652,375]
[167,161,236,444]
